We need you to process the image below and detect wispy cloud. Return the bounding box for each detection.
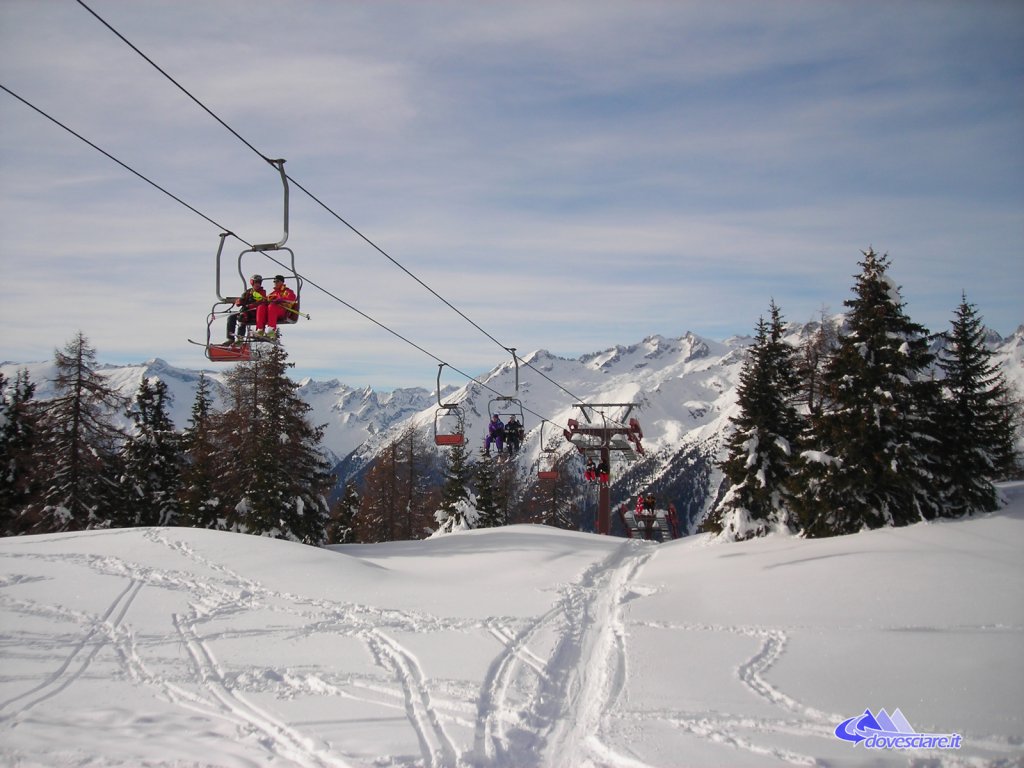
[1,0,1021,389]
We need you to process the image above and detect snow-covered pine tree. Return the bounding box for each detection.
[711,301,803,540]
[179,372,225,529]
[936,295,1020,515]
[434,438,477,533]
[23,332,128,532]
[798,249,943,536]
[220,344,333,545]
[119,378,182,527]
[328,481,359,544]
[0,369,38,534]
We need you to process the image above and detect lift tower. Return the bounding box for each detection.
[563,403,644,535]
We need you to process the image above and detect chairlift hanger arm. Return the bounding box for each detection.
[508,347,519,393]
[251,158,289,251]
[437,363,459,408]
[214,232,233,301]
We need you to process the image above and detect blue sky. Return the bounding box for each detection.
[1,0,1022,390]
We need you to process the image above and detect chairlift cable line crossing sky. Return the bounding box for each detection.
[73,0,273,168]
[0,82,229,234]
[0,80,573,434]
[70,0,631,430]
[74,0,521,359]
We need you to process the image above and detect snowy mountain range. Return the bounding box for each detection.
[4,322,1023,528]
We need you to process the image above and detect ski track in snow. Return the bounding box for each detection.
[0,575,143,723]
[4,528,1008,767]
[471,543,654,767]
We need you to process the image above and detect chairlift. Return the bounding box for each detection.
[195,159,306,361]
[619,499,680,541]
[537,420,560,480]
[433,363,466,447]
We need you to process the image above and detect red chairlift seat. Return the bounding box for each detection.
[206,342,252,362]
[434,430,466,447]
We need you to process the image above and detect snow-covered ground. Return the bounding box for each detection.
[2,487,1023,767]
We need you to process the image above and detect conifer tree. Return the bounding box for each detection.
[0,369,38,534]
[220,345,333,544]
[937,296,1020,515]
[491,459,522,528]
[119,378,182,527]
[473,448,502,528]
[328,481,360,544]
[434,439,477,533]
[797,249,942,536]
[180,373,226,529]
[24,333,128,532]
[521,452,580,528]
[712,301,804,539]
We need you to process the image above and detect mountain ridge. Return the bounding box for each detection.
[4,322,1022,529]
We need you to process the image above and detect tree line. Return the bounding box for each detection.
[0,333,585,543]
[708,248,1021,539]
[328,426,587,544]
[0,335,334,542]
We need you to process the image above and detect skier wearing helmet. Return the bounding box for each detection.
[226,274,266,343]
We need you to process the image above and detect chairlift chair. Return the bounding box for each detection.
[434,406,467,446]
[198,159,305,361]
[537,420,560,480]
[433,363,467,447]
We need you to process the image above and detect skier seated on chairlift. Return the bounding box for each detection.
[254,275,296,339]
[597,459,610,485]
[226,274,266,344]
[504,415,524,454]
[484,414,504,456]
[584,458,597,482]
[636,492,657,514]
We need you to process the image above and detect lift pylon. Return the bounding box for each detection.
[563,403,644,535]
